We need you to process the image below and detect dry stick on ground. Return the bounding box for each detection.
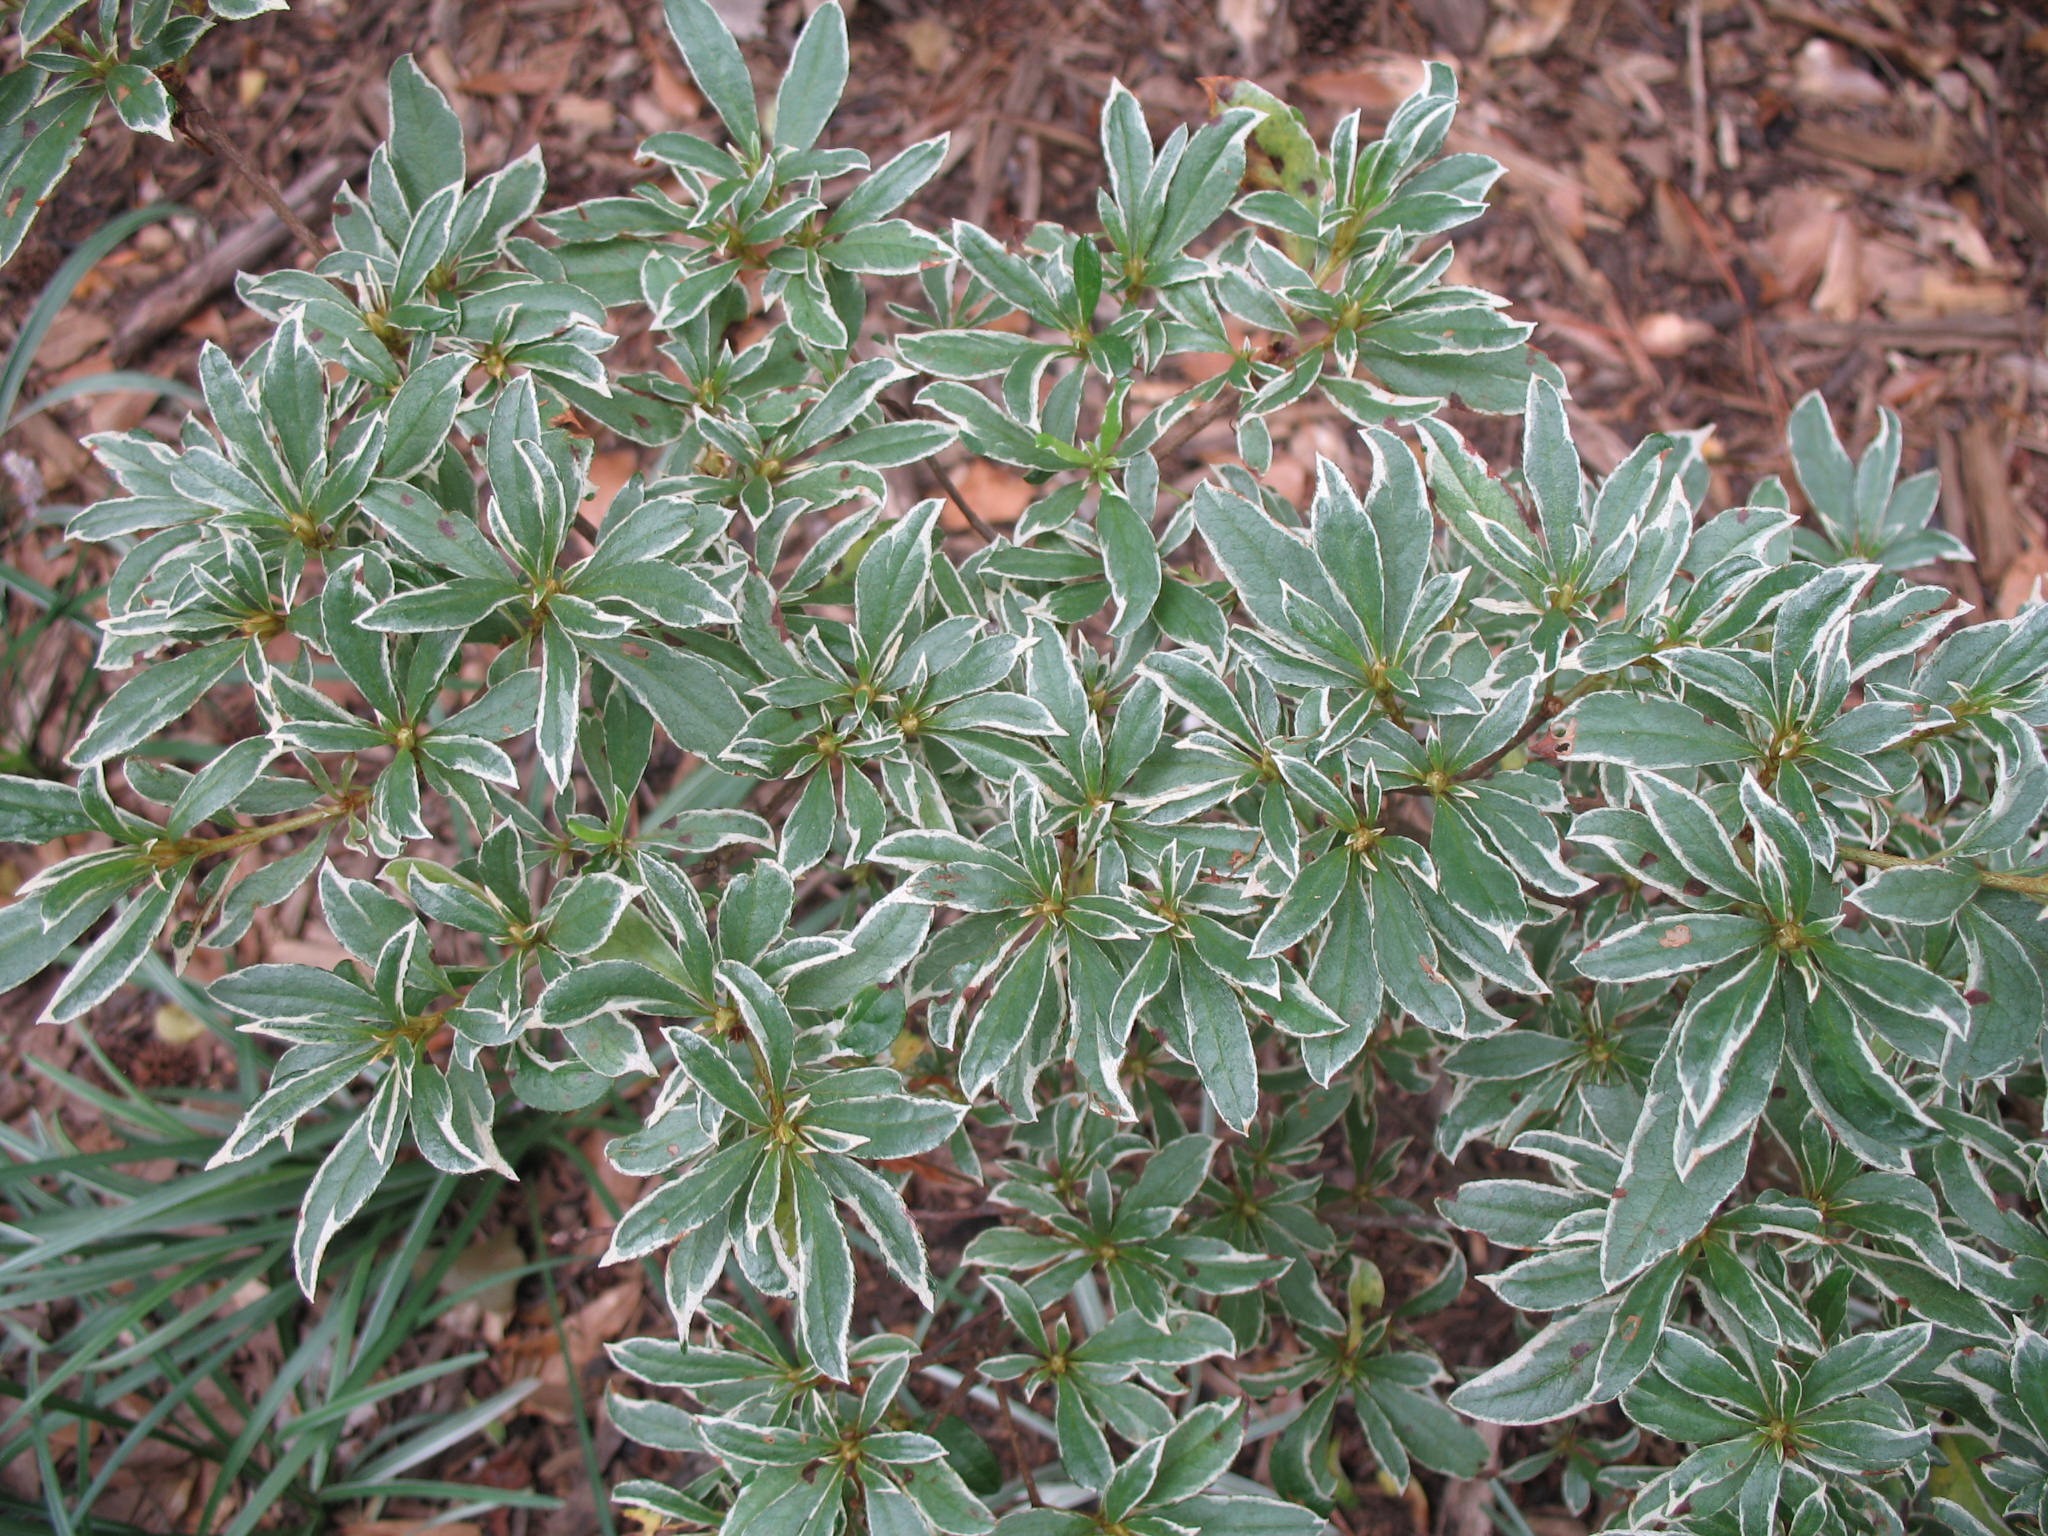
[110,154,352,366]
[1773,315,2043,353]
[1685,0,1710,200]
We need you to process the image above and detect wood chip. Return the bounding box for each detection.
[1636,312,1717,356]
[1579,141,1642,220]
[1790,39,1891,106]
[1794,120,1960,179]
[34,310,111,372]
[1486,0,1574,59]
[896,16,957,74]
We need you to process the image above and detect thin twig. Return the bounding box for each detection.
[927,451,1004,544]
[881,396,1004,544]
[172,86,324,257]
[926,1353,983,1425]
[1148,379,1238,467]
[1841,844,2048,900]
[1149,333,1296,467]
[994,1383,1042,1506]
[1144,335,1297,535]
[1685,0,1709,200]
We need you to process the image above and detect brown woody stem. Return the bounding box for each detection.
[1839,844,2048,900]
[148,792,364,866]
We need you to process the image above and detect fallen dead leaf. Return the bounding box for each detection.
[87,386,163,434]
[1758,185,1852,302]
[1957,417,2036,612]
[1175,350,1238,384]
[428,1224,525,1341]
[12,412,89,490]
[583,1124,643,1230]
[1528,301,1632,370]
[1917,198,2004,274]
[178,306,232,346]
[1261,458,1310,505]
[1888,267,2023,321]
[420,44,463,100]
[527,1278,644,1422]
[259,933,352,971]
[1296,58,1431,116]
[1994,549,2048,620]
[1597,50,1678,122]
[648,53,703,121]
[1795,119,1960,179]
[1811,211,1865,321]
[461,43,576,98]
[36,310,111,372]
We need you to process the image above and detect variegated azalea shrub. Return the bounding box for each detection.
[7,2,2048,1532]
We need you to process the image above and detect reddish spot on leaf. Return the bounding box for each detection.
[1659,924,1693,949]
